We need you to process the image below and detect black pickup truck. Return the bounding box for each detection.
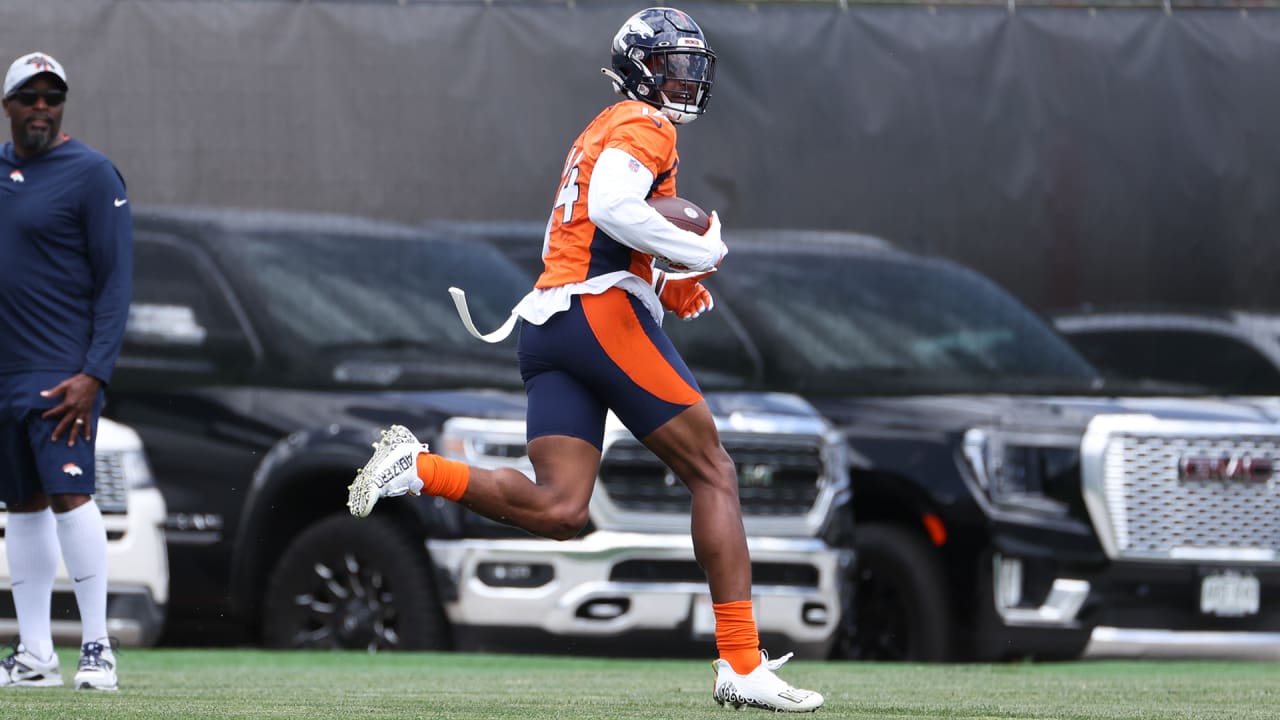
[451,221,1280,661]
[107,207,852,658]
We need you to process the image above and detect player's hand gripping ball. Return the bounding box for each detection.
[656,269,715,320]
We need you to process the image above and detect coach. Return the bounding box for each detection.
[0,51,132,692]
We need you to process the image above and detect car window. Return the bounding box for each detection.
[714,248,1099,393]
[229,231,529,357]
[1064,329,1280,395]
[123,232,255,375]
[663,296,760,389]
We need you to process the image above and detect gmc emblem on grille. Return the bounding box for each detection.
[739,464,776,487]
[1178,454,1273,482]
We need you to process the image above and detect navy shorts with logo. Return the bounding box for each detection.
[0,372,103,505]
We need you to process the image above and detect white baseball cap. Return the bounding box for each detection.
[4,52,68,99]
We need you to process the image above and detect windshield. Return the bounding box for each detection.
[1065,328,1280,395]
[224,229,529,372]
[707,247,1101,394]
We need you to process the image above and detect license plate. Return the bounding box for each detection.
[1200,571,1261,617]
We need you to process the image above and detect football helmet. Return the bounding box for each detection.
[603,7,716,125]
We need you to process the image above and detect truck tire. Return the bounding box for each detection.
[261,514,450,651]
[833,523,951,661]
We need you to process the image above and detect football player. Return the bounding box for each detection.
[349,8,822,712]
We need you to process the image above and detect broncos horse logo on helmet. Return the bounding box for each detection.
[602,7,716,125]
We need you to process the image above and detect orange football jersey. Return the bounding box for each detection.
[536,100,679,289]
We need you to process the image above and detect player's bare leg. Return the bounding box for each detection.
[640,401,749,602]
[453,435,600,540]
[349,427,600,540]
[643,401,823,713]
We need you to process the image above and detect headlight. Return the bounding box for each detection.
[962,428,1079,516]
[120,449,156,489]
[438,417,531,472]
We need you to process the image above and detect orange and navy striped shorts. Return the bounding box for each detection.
[517,287,703,448]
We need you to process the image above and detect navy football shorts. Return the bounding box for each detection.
[517,287,703,449]
[0,372,103,505]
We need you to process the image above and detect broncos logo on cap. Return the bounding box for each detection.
[26,55,56,72]
[61,463,84,476]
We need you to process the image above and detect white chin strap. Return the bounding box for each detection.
[658,101,698,125]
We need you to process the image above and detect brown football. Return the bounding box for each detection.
[647,195,711,235]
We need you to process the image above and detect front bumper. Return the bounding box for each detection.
[428,531,849,659]
[983,521,1280,658]
[1086,627,1280,660]
[1084,561,1280,632]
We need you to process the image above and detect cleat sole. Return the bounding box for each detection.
[348,425,421,518]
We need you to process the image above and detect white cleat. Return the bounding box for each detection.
[0,642,62,688]
[712,651,823,713]
[347,425,427,518]
[74,640,118,691]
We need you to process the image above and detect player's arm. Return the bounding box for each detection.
[587,147,726,272]
[80,160,134,386]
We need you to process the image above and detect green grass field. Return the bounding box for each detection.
[2,649,1275,720]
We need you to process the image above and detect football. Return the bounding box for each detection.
[647,195,711,235]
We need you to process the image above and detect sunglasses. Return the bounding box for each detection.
[10,88,67,107]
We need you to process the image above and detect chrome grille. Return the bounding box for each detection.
[598,433,825,516]
[1084,416,1280,562]
[94,452,129,514]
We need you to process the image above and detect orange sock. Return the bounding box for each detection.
[416,453,470,502]
[713,600,761,674]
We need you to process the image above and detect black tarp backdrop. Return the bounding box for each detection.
[2,1,1277,313]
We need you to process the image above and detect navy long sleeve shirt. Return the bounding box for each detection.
[0,137,133,385]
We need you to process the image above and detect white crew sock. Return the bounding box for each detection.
[4,508,60,661]
[54,500,110,646]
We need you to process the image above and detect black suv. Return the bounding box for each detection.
[1052,306,1280,396]
[451,221,1280,661]
[110,207,852,656]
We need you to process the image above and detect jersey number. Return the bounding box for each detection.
[554,149,585,224]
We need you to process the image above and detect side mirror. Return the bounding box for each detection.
[125,304,207,348]
[122,303,255,376]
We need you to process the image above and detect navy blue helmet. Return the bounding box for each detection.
[603,7,716,124]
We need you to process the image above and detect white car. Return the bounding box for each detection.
[0,417,169,646]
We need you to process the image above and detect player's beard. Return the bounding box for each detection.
[18,115,59,155]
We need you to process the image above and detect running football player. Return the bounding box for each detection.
[349,8,822,712]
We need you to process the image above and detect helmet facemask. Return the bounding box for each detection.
[644,48,715,125]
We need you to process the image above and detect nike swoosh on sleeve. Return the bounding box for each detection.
[114,197,128,207]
